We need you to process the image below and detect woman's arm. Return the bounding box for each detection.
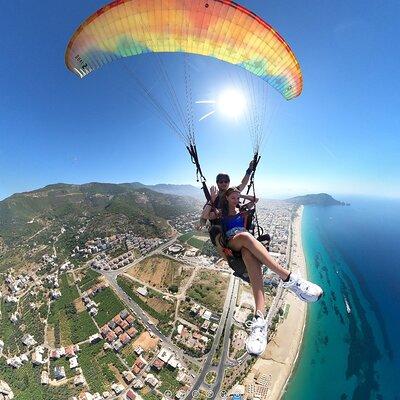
[240,195,259,211]
[239,194,258,202]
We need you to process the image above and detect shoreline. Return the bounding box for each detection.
[244,205,308,400]
[278,205,308,399]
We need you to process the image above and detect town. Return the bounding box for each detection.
[0,201,296,400]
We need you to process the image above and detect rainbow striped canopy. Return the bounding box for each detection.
[65,0,302,100]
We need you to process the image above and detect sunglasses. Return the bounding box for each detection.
[217,180,230,184]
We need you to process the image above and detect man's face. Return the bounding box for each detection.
[217,178,230,192]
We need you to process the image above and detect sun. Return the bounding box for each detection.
[196,88,247,121]
[217,89,247,118]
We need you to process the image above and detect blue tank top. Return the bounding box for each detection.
[223,213,245,231]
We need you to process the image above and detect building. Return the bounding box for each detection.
[101,325,112,337]
[202,310,212,321]
[6,357,22,369]
[69,356,79,369]
[126,389,136,400]
[41,371,49,385]
[65,346,77,358]
[152,358,165,370]
[144,374,159,388]
[114,326,123,336]
[0,380,14,399]
[31,348,44,365]
[21,334,37,347]
[112,339,123,352]
[157,348,173,363]
[127,327,137,338]
[111,383,124,394]
[167,357,180,369]
[113,315,123,326]
[89,333,102,343]
[137,286,148,297]
[106,331,117,343]
[120,333,131,346]
[54,366,66,380]
[132,357,146,374]
[123,371,135,384]
[74,374,86,386]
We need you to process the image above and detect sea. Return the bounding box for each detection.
[283,197,400,400]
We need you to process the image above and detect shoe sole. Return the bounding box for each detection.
[297,289,324,302]
[246,349,265,356]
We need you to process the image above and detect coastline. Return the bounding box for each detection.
[244,205,308,399]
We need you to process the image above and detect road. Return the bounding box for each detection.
[185,273,236,399]
[210,276,240,396]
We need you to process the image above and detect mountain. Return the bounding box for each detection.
[0,182,200,258]
[286,193,347,206]
[128,182,205,201]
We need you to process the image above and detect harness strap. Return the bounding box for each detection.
[186,144,211,202]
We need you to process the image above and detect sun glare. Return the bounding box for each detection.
[217,89,247,118]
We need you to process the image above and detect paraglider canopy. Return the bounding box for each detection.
[65,0,302,100]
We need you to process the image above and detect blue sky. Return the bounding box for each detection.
[1,0,399,201]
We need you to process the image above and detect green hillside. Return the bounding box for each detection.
[286,193,346,206]
[0,182,199,270]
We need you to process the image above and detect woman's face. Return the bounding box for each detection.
[227,191,240,207]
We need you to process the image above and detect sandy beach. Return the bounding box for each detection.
[244,205,308,399]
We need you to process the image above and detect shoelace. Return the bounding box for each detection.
[245,317,266,333]
[245,319,253,329]
[282,275,299,288]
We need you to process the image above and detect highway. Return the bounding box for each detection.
[184,273,236,399]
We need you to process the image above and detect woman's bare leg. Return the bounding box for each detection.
[229,232,290,281]
[241,248,265,315]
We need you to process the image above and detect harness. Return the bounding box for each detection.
[216,207,271,283]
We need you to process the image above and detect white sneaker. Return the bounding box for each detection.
[283,273,323,302]
[245,310,268,356]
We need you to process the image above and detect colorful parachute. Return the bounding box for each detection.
[65,0,302,100]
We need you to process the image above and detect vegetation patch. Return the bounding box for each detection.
[178,231,194,242]
[70,311,98,343]
[117,275,175,335]
[187,270,229,312]
[77,268,101,292]
[186,237,205,250]
[107,243,128,260]
[48,274,79,325]
[121,344,138,367]
[140,388,162,400]
[93,286,125,326]
[0,299,22,354]
[51,356,75,379]
[155,367,182,394]
[48,273,97,345]
[205,371,217,385]
[78,341,126,393]
[126,255,191,292]
[0,359,78,400]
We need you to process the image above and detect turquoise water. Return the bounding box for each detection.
[283,199,400,400]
